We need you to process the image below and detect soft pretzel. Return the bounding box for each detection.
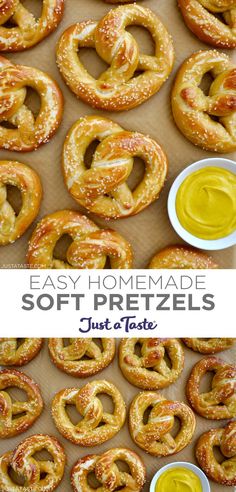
[129,391,195,456]
[0,338,43,366]
[48,338,116,377]
[27,210,133,268]
[183,338,235,353]
[71,448,146,492]
[196,421,236,486]
[62,116,168,219]
[178,0,236,49]
[0,434,66,491]
[119,338,184,389]
[0,161,42,245]
[148,245,218,268]
[172,50,236,152]
[0,0,64,51]
[52,380,126,446]
[0,55,63,151]
[186,356,236,419]
[56,5,174,111]
[0,369,43,438]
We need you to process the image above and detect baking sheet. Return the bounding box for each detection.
[0,0,235,268]
[0,339,235,491]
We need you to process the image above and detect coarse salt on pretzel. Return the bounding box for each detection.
[0,434,66,491]
[0,55,63,152]
[51,380,126,446]
[119,338,184,390]
[0,338,43,366]
[129,391,195,456]
[148,245,218,268]
[0,369,43,438]
[186,356,236,419]
[178,0,236,49]
[71,448,146,492]
[56,5,174,111]
[183,338,235,353]
[172,50,236,152]
[196,421,236,486]
[63,116,168,219]
[27,209,133,268]
[0,161,42,245]
[48,338,116,377]
[0,0,64,52]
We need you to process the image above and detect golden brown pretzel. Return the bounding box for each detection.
[57,5,174,111]
[172,50,236,152]
[129,391,195,456]
[0,369,43,438]
[27,210,133,268]
[62,116,168,219]
[148,245,218,269]
[0,55,63,151]
[0,161,42,245]
[119,338,184,389]
[183,338,235,353]
[178,0,236,49]
[0,434,66,491]
[52,380,126,446]
[196,421,236,486]
[0,338,43,366]
[0,0,64,51]
[48,338,116,377]
[186,356,236,419]
[71,448,146,492]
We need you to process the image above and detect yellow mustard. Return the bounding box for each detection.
[176,166,236,240]
[155,467,203,492]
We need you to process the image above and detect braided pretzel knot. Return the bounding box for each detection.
[57,5,174,111]
[27,210,133,268]
[172,50,236,152]
[0,434,66,492]
[186,357,236,419]
[129,391,195,456]
[119,338,184,389]
[0,56,63,151]
[178,0,236,48]
[52,380,126,446]
[183,338,235,353]
[63,116,168,219]
[0,0,64,52]
[71,448,146,492]
[0,338,43,365]
[148,245,218,268]
[196,421,236,485]
[0,369,43,438]
[0,161,42,245]
[48,338,116,377]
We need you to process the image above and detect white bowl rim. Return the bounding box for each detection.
[167,157,236,250]
[149,461,211,492]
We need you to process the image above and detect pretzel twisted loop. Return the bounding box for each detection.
[57,5,174,111]
[71,448,146,492]
[0,338,43,366]
[186,356,236,419]
[119,338,184,389]
[0,369,43,438]
[196,421,236,485]
[183,338,235,353]
[0,0,64,51]
[129,391,196,456]
[0,56,63,151]
[63,116,168,218]
[0,434,66,492]
[52,380,126,446]
[148,245,218,268]
[172,50,236,152]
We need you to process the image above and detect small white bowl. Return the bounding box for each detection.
[168,158,236,250]
[149,462,210,492]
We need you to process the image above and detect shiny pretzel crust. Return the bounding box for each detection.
[148,245,218,269]
[0,338,43,366]
[48,338,116,377]
[183,338,235,353]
